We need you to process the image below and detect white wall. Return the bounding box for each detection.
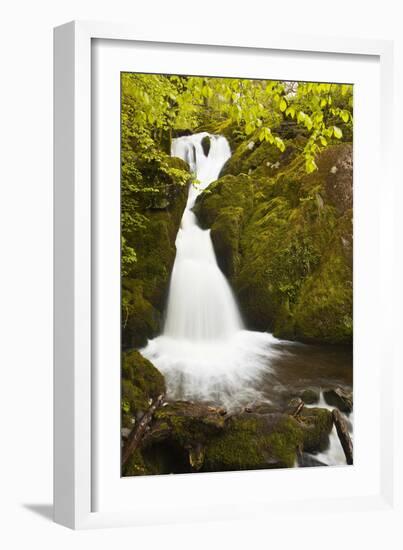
[0,0,401,547]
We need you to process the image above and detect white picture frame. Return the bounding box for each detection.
[54,20,396,530]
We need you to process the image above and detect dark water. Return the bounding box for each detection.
[260,341,353,408]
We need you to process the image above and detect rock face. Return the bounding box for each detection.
[122,157,189,348]
[194,142,353,344]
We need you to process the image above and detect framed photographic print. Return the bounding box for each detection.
[54,21,396,529]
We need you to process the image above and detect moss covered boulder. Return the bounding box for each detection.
[203,413,303,471]
[298,407,334,453]
[220,136,300,179]
[195,142,353,343]
[121,349,165,428]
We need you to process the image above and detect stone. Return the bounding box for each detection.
[300,388,320,404]
[323,387,353,413]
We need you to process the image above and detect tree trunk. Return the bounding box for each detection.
[122,394,165,467]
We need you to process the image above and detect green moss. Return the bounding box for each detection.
[122,449,149,477]
[154,402,225,447]
[293,212,353,343]
[203,414,303,472]
[195,143,353,343]
[221,139,282,177]
[122,163,188,347]
[210,207,244,278]
[194,174,254,228]
[299,407,334,453]
[121,350,165,419]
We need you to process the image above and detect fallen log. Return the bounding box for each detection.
[332,408,353,465]
[122,394,165,468]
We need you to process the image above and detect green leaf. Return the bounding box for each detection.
[319,136,328,147]
[280,98,287,112]
[274,136,286,152]
[245,123,255,135]
[297,111,306,124]
[341,110,349,123]
[333,126,343,139]
[304,115,313,131]
[306,157,318,173]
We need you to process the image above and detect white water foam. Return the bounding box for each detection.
[142,132,278,409]
[305,392,354,466]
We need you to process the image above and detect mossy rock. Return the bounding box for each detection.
[122,174,188,347]
[300,388,320,404]
[203,413,303,471]
[292,212,353,343]
[299,407,334,453]
[195,143,353,343]
[122,280,161,348]
[210,206,244,278]
[153,401,226,447]
[220,137,299,178]
[201,135,211,156]
[121,350,165,425]
[194,174,254,228]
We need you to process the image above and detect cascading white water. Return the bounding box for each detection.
[164,134,243,340]
[305,392,354,467]
[142,132,279,409]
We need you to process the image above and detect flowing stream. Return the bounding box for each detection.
[142,133,279,409]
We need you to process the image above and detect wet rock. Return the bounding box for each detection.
[298,452,328,468]
[323,387,353,413]
[203,413,303,472]
[201,135,211,156]
[300,388,320,404]
[299,407,334,453]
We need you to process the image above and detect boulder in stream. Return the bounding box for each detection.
[323,387,353,413]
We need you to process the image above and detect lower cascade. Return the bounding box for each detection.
[142,132,279,409]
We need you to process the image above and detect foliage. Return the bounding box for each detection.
[172,77,353,170]
[121,73,352,269]
[121,73,191,273]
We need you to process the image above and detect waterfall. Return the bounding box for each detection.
[164,133,243,340]
[142,132,279,409]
